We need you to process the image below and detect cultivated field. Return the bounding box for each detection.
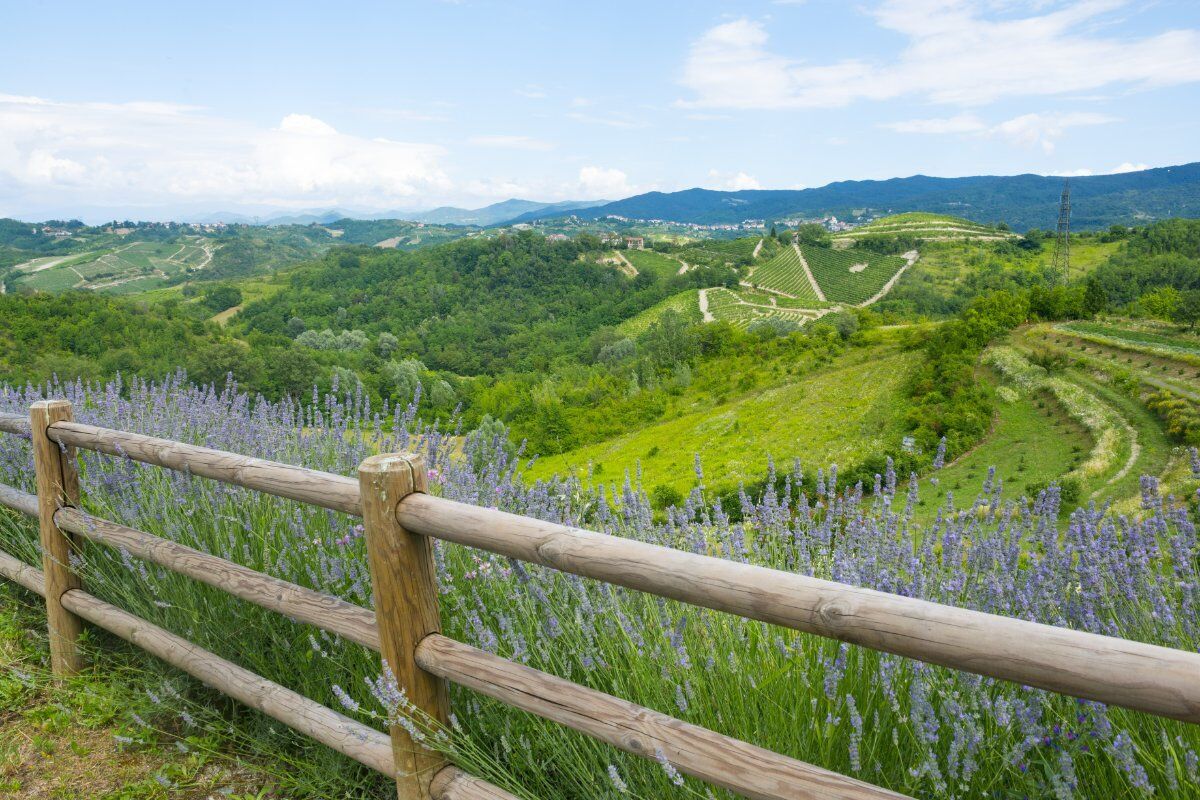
[835,212,1016,244]
[799,244,911,305]
[13,239,214,294]
[745,245,823,301]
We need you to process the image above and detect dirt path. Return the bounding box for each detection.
[675,255,691,275]
[752,238,764,259]
[792,242,827,302]
[738,281,799,300]
[856,250,918,307]
[698,288,714,322]
[613,251,638,277]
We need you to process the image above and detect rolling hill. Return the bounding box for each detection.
[510,163,1200,230]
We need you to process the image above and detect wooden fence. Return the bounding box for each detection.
[0,400,1198,799]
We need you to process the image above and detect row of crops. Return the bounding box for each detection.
[799,245,908,305]
[705,287,820,329]
[746,246,823,302]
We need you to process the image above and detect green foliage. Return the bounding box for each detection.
[238,233,703,375]
[0,292,322,399]
[905,290,1031,455]
[201,284,242,313]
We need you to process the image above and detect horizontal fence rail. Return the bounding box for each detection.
[0,546,514,800]
[47,419,361,515]
[2,403,1199,799]
[29,492,901,799]
[397,494,1200,725]
[53,507,381,650]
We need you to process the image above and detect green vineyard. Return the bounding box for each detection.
[746,246,822,301]
[799,245,908,305]
[705,287,820,328]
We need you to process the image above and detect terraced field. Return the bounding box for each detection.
[14,239,214,293]
[746,245,822,301]
[799,245,910,305]
[979,320,1200,507]
[704,287,824,329]
[615,290,703,335]
[835,213,1015,244]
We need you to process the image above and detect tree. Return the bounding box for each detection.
[376,331,399,357]
[201,285,242,312]
[1082,277,1108,317]
[793,223,831,248]
[1173,290,1200,330]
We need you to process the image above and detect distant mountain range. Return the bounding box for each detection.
[509,163,1200,231]
[190,198,608,228]
[409,198,608,226]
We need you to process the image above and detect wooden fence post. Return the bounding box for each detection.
[30,399,84,676]
[359,453,449,799]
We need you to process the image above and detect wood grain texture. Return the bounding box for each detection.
[417,634,906,800]
[54,507,381,650]
[59,587,395,775]
[399,493,1200,724]
[47,421,361,515]
[0,549,514,799]
[360,454,449,799]
[430,767,522,800]
[0,548,47,596]
[31,400,84,676]
[0,482,39,518]
[0,411,31,437]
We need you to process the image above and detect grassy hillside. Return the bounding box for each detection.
[527,343,917,495]
[836,212,1013,242]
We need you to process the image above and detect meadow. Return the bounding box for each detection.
[2,375,1199,799]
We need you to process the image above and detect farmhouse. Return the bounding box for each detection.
[624,236,644,250]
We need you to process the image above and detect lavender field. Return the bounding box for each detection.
[2,373,1199,799]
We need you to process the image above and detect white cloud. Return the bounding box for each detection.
[990,112,1115,152]
[884,114,987,134]
[467,135,554,151]
[577,166,633,197]
[707,169,762,191]
[885,111,1115,152]
[0,94,449,210]
[679,4,1200,109]
[1052,162,1153,177]
[515,84,547,99]
[1110,161,1150,174]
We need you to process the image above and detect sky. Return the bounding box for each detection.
[2,0,1199,220]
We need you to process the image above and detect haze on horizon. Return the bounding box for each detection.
[2,0,1200,222]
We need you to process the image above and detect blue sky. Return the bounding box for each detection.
[2,0,1199,219]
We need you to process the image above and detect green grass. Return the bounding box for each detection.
[615,290,701,335]
[919,371,1091,517]
[1055,321,1200,362]
[747,246,822,301]
[528,345,918,495]
[623,249,684,279]
[799,245,909,305]
[0,580,279,799]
